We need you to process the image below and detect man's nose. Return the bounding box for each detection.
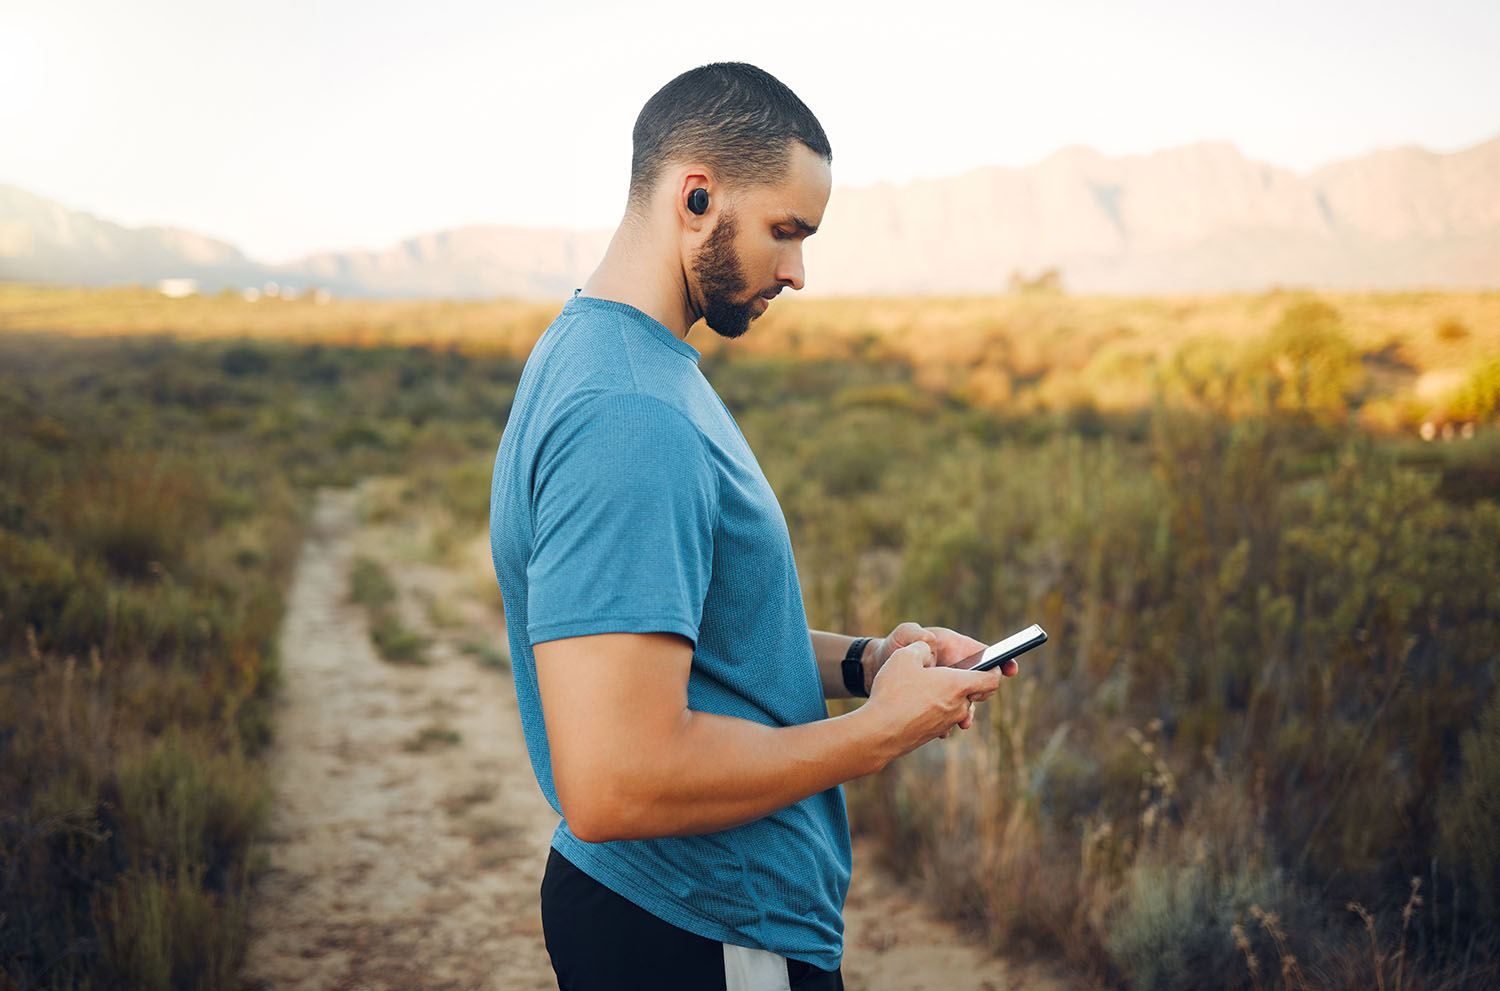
[778,247,805,292]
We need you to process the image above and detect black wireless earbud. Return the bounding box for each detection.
[687,188,709,215]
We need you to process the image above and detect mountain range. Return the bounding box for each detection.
[3,134,1497,298]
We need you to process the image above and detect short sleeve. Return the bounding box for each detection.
[526,392,718,646]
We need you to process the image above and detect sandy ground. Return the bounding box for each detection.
[240,488,1064,991]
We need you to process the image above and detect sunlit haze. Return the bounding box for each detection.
[2,0,1497,262]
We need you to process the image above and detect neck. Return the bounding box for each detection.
[580,211,699,340]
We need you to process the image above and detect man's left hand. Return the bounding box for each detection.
[867,622,1017,697]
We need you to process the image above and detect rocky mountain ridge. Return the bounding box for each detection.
[3,133,1496,297]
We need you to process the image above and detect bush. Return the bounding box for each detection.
[1245,300,1364,419]
[220,343,270,377]
[1448,354,1500,423]
[349,554,397,611]
[1108,858,1308,991]
[68,452,205,578]
[1442,689,1500,941]
[369,612,429,665]
[92,866,246,991]
[348,555,428,664]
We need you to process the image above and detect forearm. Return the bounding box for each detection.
[540,630,996,844]
[810,628,877,698]
[567,705,893,842]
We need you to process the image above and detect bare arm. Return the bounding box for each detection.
[809,629,877,698]
[535,631,1000,842]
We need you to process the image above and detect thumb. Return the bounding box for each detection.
[964,667,1002,693]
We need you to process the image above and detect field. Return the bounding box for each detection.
[1,284,1498,989]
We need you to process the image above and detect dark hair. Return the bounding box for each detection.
[628,62,831,205]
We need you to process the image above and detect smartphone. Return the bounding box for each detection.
[954,624,1048,672]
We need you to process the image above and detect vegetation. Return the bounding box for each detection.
[1,284,1497,988]
[1442,691,1500,942]
[0,323,521,988]
[349,555,429,665]
[402,726,463,753]
[797,415,1498,988]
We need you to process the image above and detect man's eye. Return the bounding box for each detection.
[773,228,792,240]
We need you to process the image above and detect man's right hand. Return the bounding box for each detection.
[861,641,1001,756]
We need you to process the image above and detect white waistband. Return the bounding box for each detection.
[722,943,791,991]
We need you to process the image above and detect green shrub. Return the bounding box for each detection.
[219,343,270,377]
[460,640,510,671]
[348,555,428,664]
[1442,689,1500,940]
[1107,859,1308,991]
[403,726,461,752]
[92,865,246,991]
[1248,300,1365,417]
[369,612,429,665]
[440,458,493,527]
[109,730,267,881]
[69,452,204,578]
[1448,353,1500,422]
[332,419,387,452]
[349,554,397,610]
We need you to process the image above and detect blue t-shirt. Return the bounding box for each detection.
[489,294,852,969]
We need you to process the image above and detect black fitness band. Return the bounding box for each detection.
[841,637,873,698]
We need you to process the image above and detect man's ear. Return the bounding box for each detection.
[675,168,714,233]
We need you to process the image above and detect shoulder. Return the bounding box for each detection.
[530,391,722,536]
[524,302,702,408]
[545,391,711,468]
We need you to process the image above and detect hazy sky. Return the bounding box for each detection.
[3,0,1497,261]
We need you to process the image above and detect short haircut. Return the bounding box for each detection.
[628,62,831,206]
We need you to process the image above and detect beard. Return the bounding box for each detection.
[692,211,757,340]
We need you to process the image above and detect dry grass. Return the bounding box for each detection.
[4,285,1497,417]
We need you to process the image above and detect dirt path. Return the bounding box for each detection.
[241,487,1064,991]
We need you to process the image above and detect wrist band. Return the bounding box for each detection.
[842,637,873,698]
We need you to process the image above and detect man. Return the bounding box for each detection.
[490,62,1017,991]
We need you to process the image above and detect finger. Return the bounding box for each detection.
[930,623,990,644]
[930,626,986,652]
[962,670,1002,694]
[957,702,975,730]
[1001,658,1020,677]
[891,640,932,668]
[890,621,933,649]
[926,627,987,667]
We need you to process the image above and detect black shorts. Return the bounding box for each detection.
[541,847,845,991]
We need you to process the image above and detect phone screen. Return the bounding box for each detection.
[954,624,1048,672]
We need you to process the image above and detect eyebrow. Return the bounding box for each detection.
[781,215,819,236]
